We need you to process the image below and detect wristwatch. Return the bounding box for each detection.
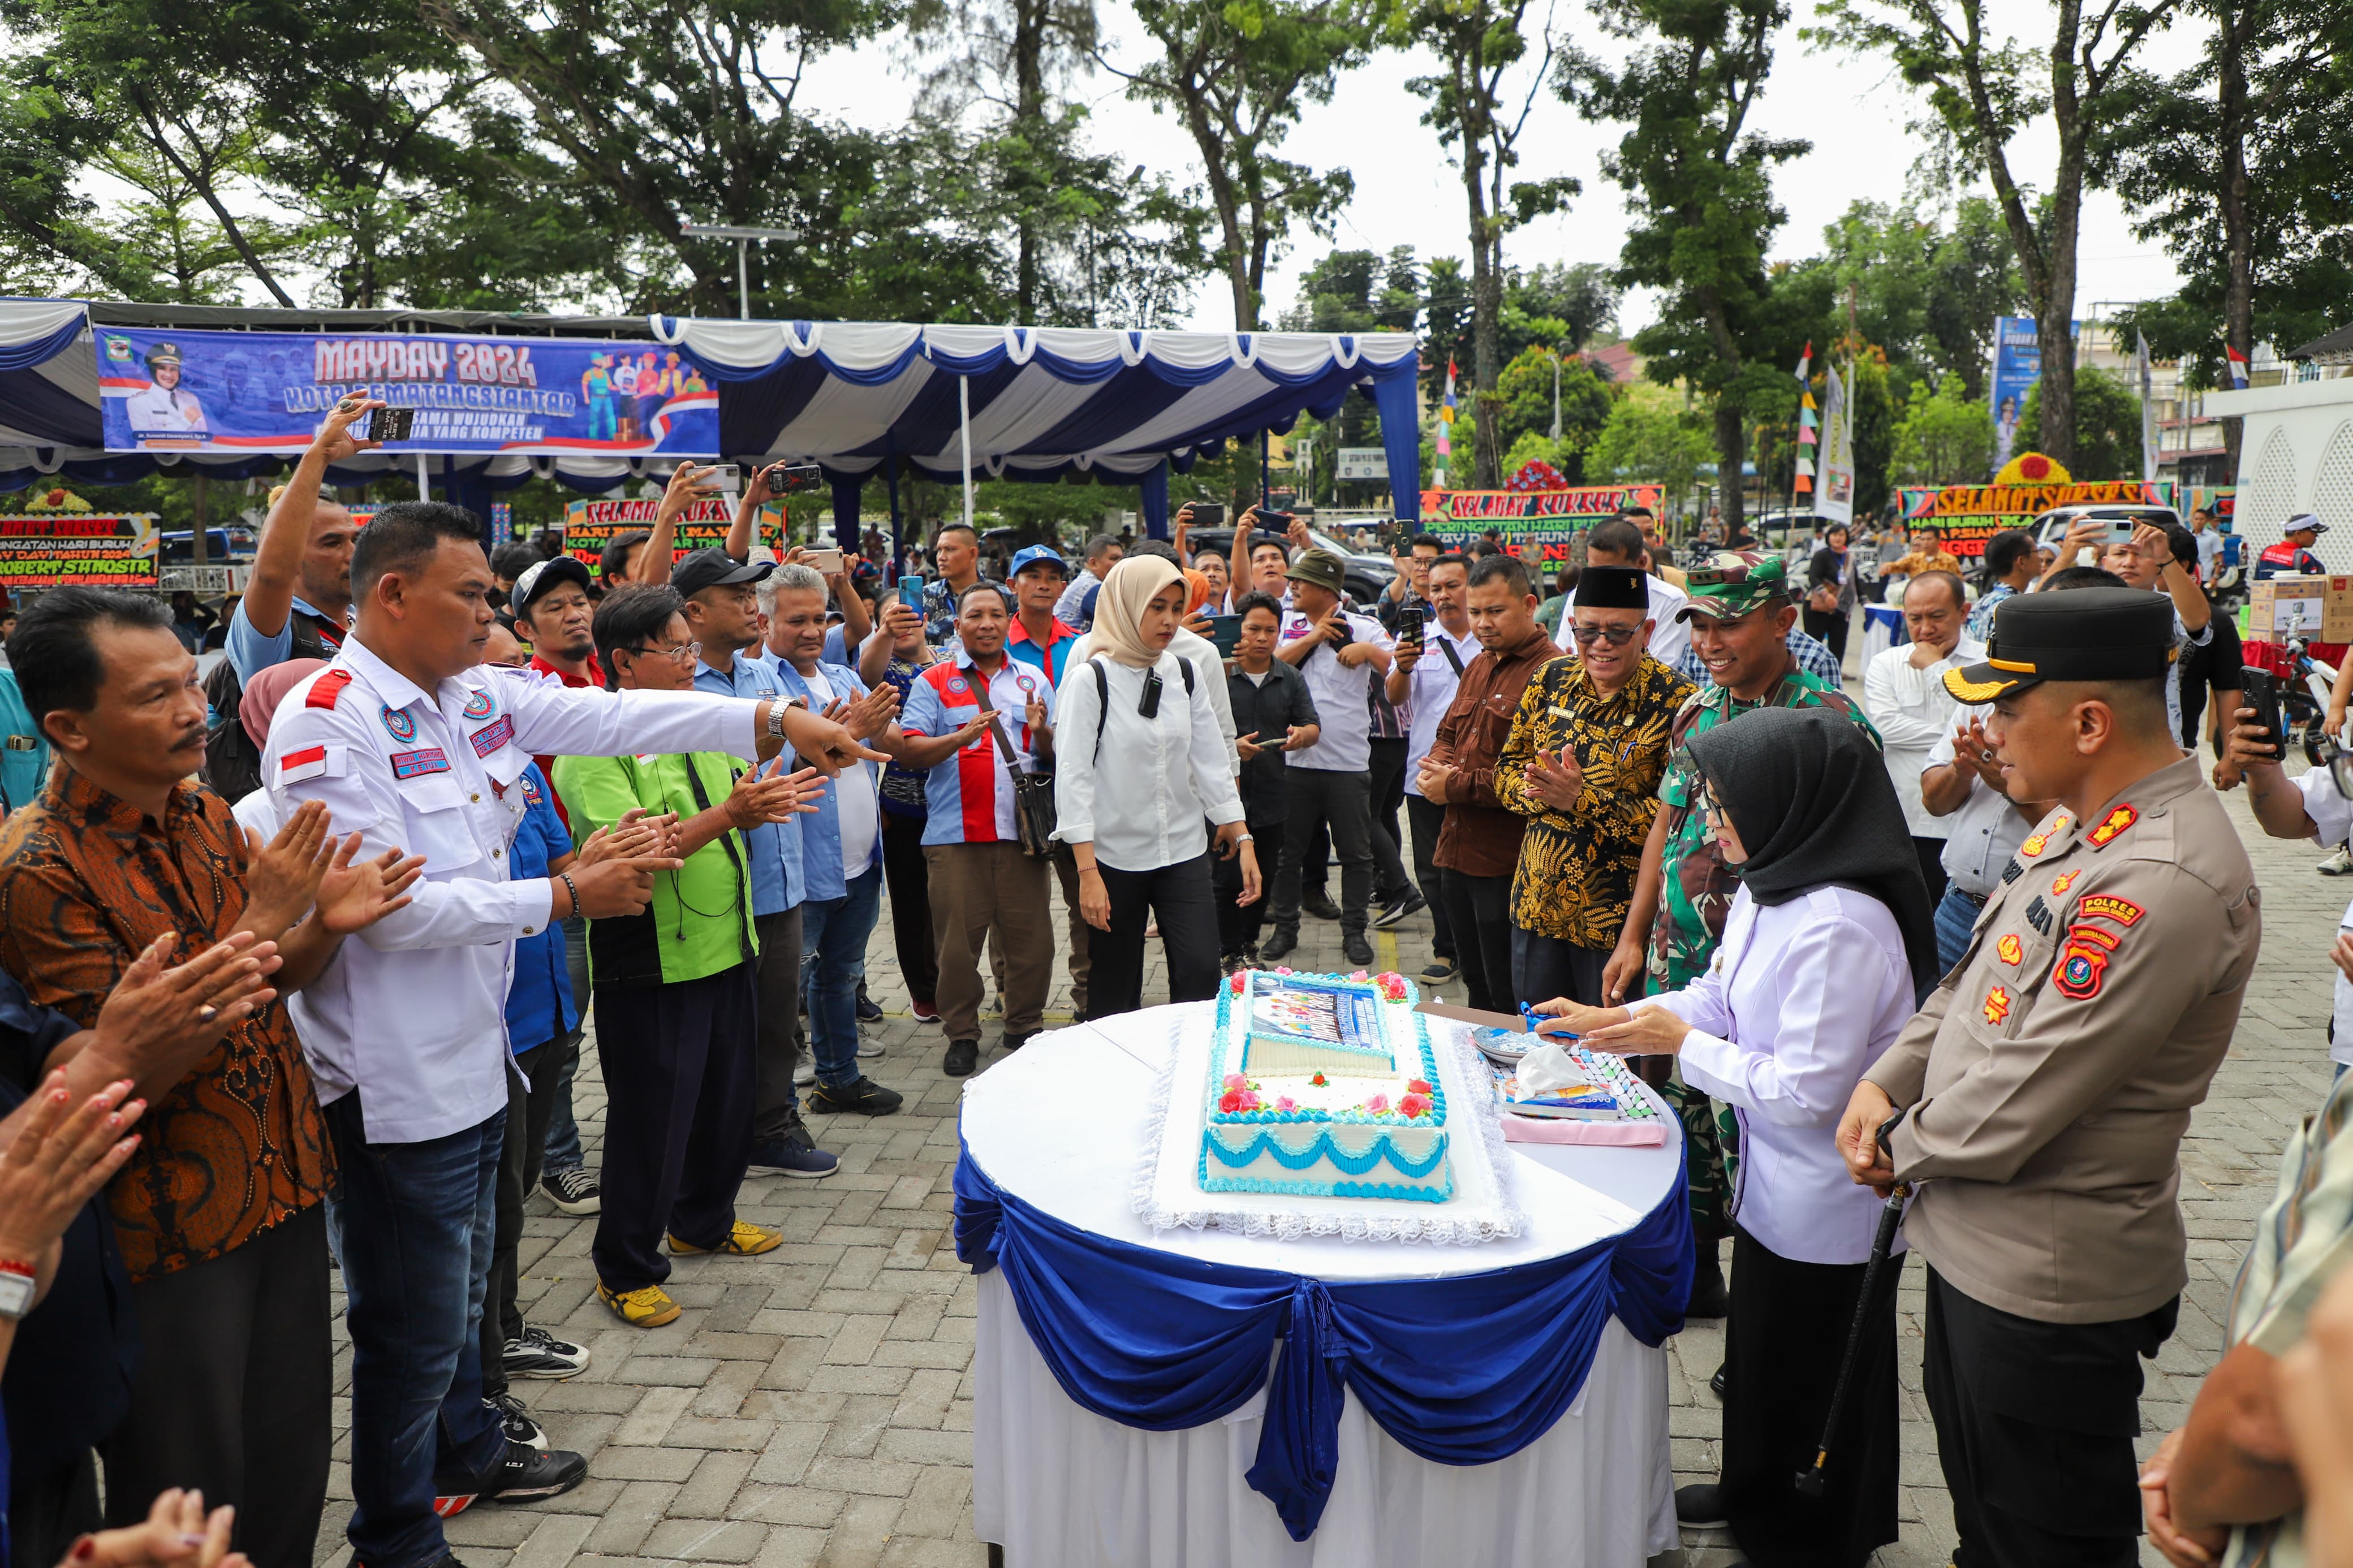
[0,1259,37,1320]
[764,698,804,741]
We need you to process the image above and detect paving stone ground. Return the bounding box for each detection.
[313,759,2348,1568]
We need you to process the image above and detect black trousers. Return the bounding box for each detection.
[1366,736,1414,902]
[1912,835,1951,907]
[1214,819,1286,958]
[1092,852,1222,1018]
[101,1204,332,1568]
[749,907,805,1146]
[1405,796,1456,959]
[1922,1266,2177,1567]
[1270,769,1374,935]
[8,1453,97,1568]
[1803,606,1850,666]
[1721,1225,1902,1568]
[591,965,757,1293]
[881,810,939,1005]
[482,1034,572,1400]
[1437,867,1514,1011]
[1510,926,1614,1010]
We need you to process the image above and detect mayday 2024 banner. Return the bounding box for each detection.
[95,328,720,456]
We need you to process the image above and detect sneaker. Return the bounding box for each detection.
[1674,1482,1727,1528]
[748,1133,838,1179]
[856,994,885,1023]
[597,1282,681,1327]
[1419,957,1458,984]
[793,1057,817,1087]
[808,1075,904,1116]
[1372,890,1426,928]
[1219,952,1246,977]
[435,1442,586,1512]
[2321,845,2353,875]
[943,1039,980,1077]
[484,1391,547,1449]
[910,998,941,1023]
[669,1220,785,1256]
[502,1325,590,1380]
[1342,932,1374,967]
[857,1036,885,1059]
[1259,928,1298,962]
[1302,890,1343,922]
[539,1168,600,1216]
[1242,944,1261,969]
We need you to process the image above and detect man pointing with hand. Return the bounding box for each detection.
[261,455,881,1568]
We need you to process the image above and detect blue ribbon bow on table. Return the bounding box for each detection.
[953,1137,1693,1541]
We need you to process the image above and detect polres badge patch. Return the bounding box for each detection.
[2054,925,2120,999]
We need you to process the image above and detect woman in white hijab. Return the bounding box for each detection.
[1054,555,1259,1018]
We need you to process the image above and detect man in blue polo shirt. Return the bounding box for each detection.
[758,563,904,1117]
[1003,545,1092,1018]
[678,548,839,1179]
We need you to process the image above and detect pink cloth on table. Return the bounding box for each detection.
[1501,1115,1667,1146]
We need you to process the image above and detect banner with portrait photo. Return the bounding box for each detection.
[1896,480,2178,557]
[561,496,783,570]
[0,515,160,588]
[94,327,721,456]
[1416,485,1663,559]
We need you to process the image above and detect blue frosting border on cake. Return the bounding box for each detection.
[1203,1127,1451,1178]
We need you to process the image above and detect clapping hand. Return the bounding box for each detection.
[844,681,900,741]
[92,931,281,1085]
[1024,690,1049,738]
[726,759,822,828]
[567,852,685,919]
[61,1487,252,1568]
[1523,746,1584,811]
[774,705,893,775]
[313,839,428,936]
[242,801,339,938]
[0,1070,145,1278]
[576,809,676,867]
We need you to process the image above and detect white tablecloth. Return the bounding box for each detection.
[961,1004,1686,1568]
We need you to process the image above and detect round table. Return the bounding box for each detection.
[960,1004,1687,1568]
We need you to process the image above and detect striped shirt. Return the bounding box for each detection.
[2221,1070,2353,1568]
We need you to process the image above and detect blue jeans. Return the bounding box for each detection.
[541,916,589,1174]
[323,1095,508,1568]
[1933,883,1985,978]
[799,866,883,1089]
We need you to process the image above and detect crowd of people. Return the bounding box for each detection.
[3,380,2352,1568]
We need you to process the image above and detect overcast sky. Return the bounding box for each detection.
[801,0,2209,339]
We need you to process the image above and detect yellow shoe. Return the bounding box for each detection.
[667,1220,783,1257]
[597,1282,682,1327]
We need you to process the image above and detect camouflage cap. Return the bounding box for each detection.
[1674,551,1794,621]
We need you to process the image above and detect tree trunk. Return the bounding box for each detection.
[2217,2,2253,469]
[1014,0,1046,325]
[1713,398,1746,537]
[2035,0,2084,469]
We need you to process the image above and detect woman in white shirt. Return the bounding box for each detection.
[1054,555,1257,1018]
[1533,706,1938,1568]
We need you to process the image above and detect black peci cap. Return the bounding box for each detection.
[671,547,775,598]
[1576,564,1650,610]
[1943,587,2176,704]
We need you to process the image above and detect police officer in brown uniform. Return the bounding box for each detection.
[1838,589,2261,1567]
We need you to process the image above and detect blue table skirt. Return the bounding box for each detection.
[954,1135,1692,1541]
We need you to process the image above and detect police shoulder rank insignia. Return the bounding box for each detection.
[2024,895,2054,936]
[381,705,417,743]
[461,688,497,720]
[2086,804,2138,849]
[2001,858,2024,885]
[469,714,515,758]
[2054,924,2121,999]
[2019,812,2071,858]
[2050,869,2080,896]
[1982,986,2012,1025]
[2076,894,2145,927]
[1996,933,2023,966]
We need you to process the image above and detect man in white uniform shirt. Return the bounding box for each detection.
[1390,550,1480,986]
[1258,550,1393,969]
[1862,570,1982,904]
[1576,517,1691,669]
[263,490,881,1568]
[1919,715,2041,973]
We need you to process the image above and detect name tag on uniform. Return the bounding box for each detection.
[469,714,515,758]
[391,748,450,780]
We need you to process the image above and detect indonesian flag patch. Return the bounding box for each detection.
[279,744,330,784]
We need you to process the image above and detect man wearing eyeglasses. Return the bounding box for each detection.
[1493,563,1690,1014]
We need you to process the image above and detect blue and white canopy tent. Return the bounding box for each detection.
[0,299,1422,547]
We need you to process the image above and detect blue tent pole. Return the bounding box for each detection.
[1259,431,1270,510]
[1140,460,1170,539]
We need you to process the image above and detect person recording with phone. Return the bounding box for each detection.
[1219,593,1320,970]
[2096,519,2213,745]
[1391,551,1481,987]
[725,463,872,663]
[1053,557,1253,1019]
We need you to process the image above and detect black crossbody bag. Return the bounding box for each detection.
[971,676,1060,858]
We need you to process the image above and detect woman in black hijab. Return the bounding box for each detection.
[1533,706,1932,1568]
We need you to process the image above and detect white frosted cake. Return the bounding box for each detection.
[1199,970,1454,1203]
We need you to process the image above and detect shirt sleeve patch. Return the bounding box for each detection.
[2075,893,2145,927]
[279,744,331,783]
[2054,924,2120,998]
[469,713,515,758]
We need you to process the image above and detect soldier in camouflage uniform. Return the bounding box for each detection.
[1609,552,1881,1314]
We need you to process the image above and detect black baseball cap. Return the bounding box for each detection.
[510,556,593,617]
[672,547,775,598]
[1943,587,2175,704]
